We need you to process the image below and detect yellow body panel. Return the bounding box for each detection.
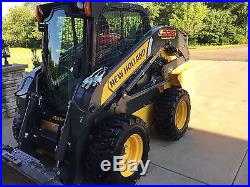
[133,104,153,126]
[169,62,191,88]
[171,61,190,75]
[101,40,150,105]
[159,51,192,89]
[160,50,177,62]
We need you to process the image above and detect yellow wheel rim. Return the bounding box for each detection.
[175,100,188,130]
[120,134,143,177]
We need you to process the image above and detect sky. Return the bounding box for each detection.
[2,2,24,17]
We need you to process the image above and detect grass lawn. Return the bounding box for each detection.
[2,48,42,72]
[189,44,247,50]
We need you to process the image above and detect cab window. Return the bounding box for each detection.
[96,9,148,68]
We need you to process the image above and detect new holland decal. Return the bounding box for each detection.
[108,48,146,91]
[101,40,151,105]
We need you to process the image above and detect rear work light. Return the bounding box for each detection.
[84,2,91,17]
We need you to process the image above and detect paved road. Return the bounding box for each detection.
[190,46,248,61]
[2,48,248,184]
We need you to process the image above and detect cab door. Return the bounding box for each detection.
[44,6,86,112]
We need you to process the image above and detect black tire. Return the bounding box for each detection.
[86,114,150,184]
[12,110,23,141]
[153,88,191,140]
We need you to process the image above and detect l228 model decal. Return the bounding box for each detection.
[158,29,177,40]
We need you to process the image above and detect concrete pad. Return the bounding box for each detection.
[182,60,248,141]
[233,151,248,185]
[149,129,247,184]
[2,117,17,147]
[138,164,204,185]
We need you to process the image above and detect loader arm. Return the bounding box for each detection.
[90,26,189,108]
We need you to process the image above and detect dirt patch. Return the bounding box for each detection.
[190,46,248,61]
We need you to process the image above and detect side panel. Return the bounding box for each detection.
[169,61,192,88]
[132,104,153,126]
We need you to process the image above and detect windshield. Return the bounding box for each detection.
[45,8,85,86]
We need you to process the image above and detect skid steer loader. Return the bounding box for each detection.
[2,2,191,184]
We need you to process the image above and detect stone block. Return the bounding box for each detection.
[2,64,27,118]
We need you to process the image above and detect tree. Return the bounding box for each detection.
[207,2,248,36]
[136,2,247,45]
[197,9,237,45]
[169,2,208,43]
[24,2,43,11]
[135,3,165,25]
[2,3,42,48]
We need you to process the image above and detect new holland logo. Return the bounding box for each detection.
[101,40,150,105]
[108,49,146,91]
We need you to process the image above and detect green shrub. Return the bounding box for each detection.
[197,9,237,45]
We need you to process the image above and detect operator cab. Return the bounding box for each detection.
[36,2,150,113]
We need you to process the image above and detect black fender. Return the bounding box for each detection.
[15,66,42,117]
